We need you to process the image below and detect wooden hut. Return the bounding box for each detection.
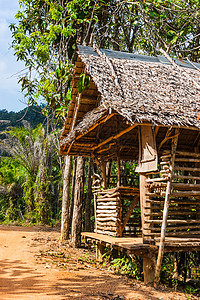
[60,45,200,284]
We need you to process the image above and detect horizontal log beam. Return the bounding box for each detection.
[175,158,200,163]
[96,217,118,222]
[144,225,200,231]
[172,183,200,190]
[146,178,168,183]
[171,191,200,197]
[75,112,116,141]
[174,175,200,180]
[176,151,200,157]
[92,124,138,151]
[144,211,198,217]
[145,230,200,237]
[145,219,200,224]
[174,166,200,172]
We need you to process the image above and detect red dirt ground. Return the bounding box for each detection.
[0,225,198,300]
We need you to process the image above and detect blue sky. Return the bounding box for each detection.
[0,0,26,112]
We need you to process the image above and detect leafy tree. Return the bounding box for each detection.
[0,157,25,221]
[134,0,200,60]
[0,121,61,223]
[9,0,144,114]
[10,0,200,117]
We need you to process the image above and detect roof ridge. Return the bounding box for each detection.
[160,48,200,89]
[78,45,200,71]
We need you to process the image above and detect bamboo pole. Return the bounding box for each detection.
[154,129,179,287]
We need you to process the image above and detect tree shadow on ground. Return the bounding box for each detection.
[0,224,60,233]
[51,272,168,300]
[0,259,49,295]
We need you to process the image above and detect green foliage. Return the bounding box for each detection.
[0,122,62,224]
[185,285,198,299]
[78,254,95,264]
[0,157,25,222]
[110,255,142,279]
[160,252,200,296]
[77,73,90,93]
[100,247,142,280]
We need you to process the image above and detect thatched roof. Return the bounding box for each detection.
[60,46,200,153]
[80,47,200,126]
[61,105,108,146]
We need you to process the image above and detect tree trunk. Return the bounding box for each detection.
[106,159,112,188]
[61,155,72,241]
[121,160,127,186]
[113,14,120,51]
[69,157,77,226]
[85,157,93,232]
[71,156,85,248]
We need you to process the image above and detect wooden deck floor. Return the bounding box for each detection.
[81,232,157,255]
[156,237,200,252]
[82,232,200,254]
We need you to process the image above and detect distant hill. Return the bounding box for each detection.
[0,106,46,132]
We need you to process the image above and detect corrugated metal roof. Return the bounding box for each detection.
[78,45,200,70]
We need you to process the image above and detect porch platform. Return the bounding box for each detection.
[81,232,157,255]
[82,232,200,255]
[156,237,200,252]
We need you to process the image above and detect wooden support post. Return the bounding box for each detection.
[154,129,179,287]
[139,174,145,240]
[96,242,105,262]
[71,156,85,248]
[138,124,158,242]
[61,155,72,241]
[100,158,107,189]
[140,173,151,243]
[106,159,112,188]
[194,144,200,221]
[117,157,121,187]
[143,252,156,284]
[85,157,93,232]
[94,193,97,233]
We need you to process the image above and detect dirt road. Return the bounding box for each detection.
[0,225,197,300]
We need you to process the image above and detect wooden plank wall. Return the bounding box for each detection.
[143,150,200,243]
[95,188,121,236]
[95,187,141,237]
